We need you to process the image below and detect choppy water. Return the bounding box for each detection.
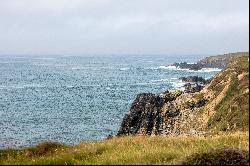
[0,55,221,148]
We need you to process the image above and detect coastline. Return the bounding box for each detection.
[0,52,249,165]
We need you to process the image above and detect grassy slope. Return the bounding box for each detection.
[0,132,248,165]
[206,54,249,132]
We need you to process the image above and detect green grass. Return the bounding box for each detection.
[0,132,248,165]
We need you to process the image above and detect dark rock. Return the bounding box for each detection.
[183,83,204,93]
[179,76,207,84]
[179,76,211,93]
[117,92,183,136]
[172,62,203,71]
[166,109,180,118]
[189,64,203,71]
[196,98,208,108]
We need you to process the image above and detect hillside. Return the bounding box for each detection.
[200,54,249,132]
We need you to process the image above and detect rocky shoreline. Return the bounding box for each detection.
[116,52,249,137]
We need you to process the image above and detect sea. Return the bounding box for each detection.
[0,54,221,148]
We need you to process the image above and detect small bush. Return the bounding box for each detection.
[24,142,66,157]
[182,148,249,165]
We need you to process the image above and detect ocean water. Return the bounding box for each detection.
[0,55,221,148]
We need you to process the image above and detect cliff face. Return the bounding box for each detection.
[117,91,207,136]
[117,52,249,136]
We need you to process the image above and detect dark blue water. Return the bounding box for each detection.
[0,55,221,148]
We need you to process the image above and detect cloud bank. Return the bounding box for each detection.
[0,0,249,55]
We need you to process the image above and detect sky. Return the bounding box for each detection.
[0,0,249,56]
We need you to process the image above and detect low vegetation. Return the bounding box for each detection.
[207,55,249,132]
[0,132,248,165]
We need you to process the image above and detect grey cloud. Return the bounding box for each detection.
[0,0,248,55]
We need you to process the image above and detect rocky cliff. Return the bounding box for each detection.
[117,52,249,136]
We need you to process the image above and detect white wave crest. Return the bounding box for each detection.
[119,67,130,71]
[0,84,45,89]
[152,65,190,71]
[197,68,222,72]
[72,67,81,70]
[152,65,222,73]
[170,81,186,91]
[151,78,169,82]
[186,68,222,73]
[35,58,56,60]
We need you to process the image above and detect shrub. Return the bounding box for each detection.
[24,142,66,157]
[182,148,249,165]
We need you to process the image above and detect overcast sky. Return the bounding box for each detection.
[0,0,249,56]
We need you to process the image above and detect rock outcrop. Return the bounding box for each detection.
[172,62,203,71]
[183,83,204,93]
[117,52,249,136]
[179,76,207,84]
[117,90,208,136]
[179,76,211,93]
